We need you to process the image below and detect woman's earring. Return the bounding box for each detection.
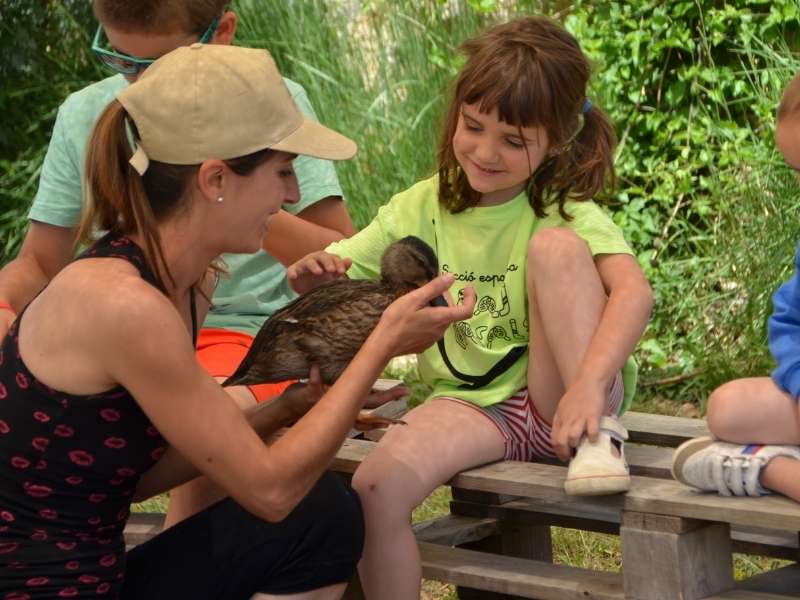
[216,196,224,203]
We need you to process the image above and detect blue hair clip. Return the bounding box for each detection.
[581,98,592,114]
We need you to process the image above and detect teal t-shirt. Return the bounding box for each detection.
[327,175,637,412]
[30,74,344,335]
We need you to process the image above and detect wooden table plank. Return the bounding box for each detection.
[623,478,800,532]
[726,563,800,597]
[333,439,800,531]
[621,411,709,446]
[419,541,623,600]
[413,514,500,547]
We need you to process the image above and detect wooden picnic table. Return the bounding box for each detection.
[126,395,800,599]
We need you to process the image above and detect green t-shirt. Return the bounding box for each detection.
[327,175,637,411]
[30,74,344,335]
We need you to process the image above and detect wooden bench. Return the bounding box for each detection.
[126,409,800,599]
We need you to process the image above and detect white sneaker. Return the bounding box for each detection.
[671,436,800,497]
[564,416,631,496]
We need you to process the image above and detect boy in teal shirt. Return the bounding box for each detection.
[0,0,356,526]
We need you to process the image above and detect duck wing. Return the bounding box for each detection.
[223,279,404,387]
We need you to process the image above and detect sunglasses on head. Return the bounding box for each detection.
[91,17,220,76]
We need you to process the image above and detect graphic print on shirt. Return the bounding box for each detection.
[444,262,526,351]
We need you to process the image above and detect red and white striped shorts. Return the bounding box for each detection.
[445,373,624,461]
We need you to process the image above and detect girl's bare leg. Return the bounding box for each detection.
[707,377,800,500]
[352,399,505,600]
[525,228,611,421]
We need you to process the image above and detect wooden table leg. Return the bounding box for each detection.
[452,488,553,600]
[620,511,733,600]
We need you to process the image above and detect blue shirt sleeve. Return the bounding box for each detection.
[769,243,800,399]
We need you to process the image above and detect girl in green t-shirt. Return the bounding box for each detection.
[289,16,653,599]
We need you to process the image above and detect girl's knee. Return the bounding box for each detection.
[351,460,397,507]
[527,227,588,271]
[351,456,422,519]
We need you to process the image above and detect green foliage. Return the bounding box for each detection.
[4,0,800,406]
[568,0,798,255]
[0,0,103,264]
[565,1,800,401]
[234,0,490,228]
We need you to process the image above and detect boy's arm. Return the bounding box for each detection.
[0,221,75,339]
[260,80,356,266]
[0,87,103,339]
[262,196,356,266]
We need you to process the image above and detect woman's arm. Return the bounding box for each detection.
[113,275,475,522]
[132,389,302,502]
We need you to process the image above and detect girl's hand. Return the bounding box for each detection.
[374,274,476,358]
[287,251,352,294]
[550,377,607,462]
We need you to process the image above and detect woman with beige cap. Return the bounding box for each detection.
[0,44,475,600]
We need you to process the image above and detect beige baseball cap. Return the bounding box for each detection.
[117,44,357,174]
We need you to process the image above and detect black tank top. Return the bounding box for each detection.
[0,234,193,599]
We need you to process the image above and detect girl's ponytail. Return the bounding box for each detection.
[546,103,617,220]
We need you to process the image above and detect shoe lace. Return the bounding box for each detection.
[711,454,764,497]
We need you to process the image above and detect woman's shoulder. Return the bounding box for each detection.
[51,259,174,332]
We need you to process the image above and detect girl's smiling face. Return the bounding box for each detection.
[452,102,550,206]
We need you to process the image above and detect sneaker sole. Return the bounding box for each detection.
[564,474,631,496]
[671,436,715,487]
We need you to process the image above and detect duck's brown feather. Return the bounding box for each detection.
[223,236,439,387]
[223,279,412,386]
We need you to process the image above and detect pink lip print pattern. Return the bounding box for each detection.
[0,234,167,599]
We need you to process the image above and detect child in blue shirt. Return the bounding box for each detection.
[672,73,800,502]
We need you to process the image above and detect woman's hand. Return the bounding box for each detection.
[287,251,352,294]
[373,274,476,358]
[279,365,328,421]
[363,382,409,408]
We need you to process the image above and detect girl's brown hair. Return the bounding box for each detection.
[778,72,800,123]
[437,16,616,219]
[78,101,274,294]
[93,0,229,36]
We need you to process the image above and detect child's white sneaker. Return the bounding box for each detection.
[564,416,630,496]
[671,436,800,497]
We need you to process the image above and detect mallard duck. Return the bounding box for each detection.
[224,236,439,390]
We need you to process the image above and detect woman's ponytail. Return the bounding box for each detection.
[79,101,174,293]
